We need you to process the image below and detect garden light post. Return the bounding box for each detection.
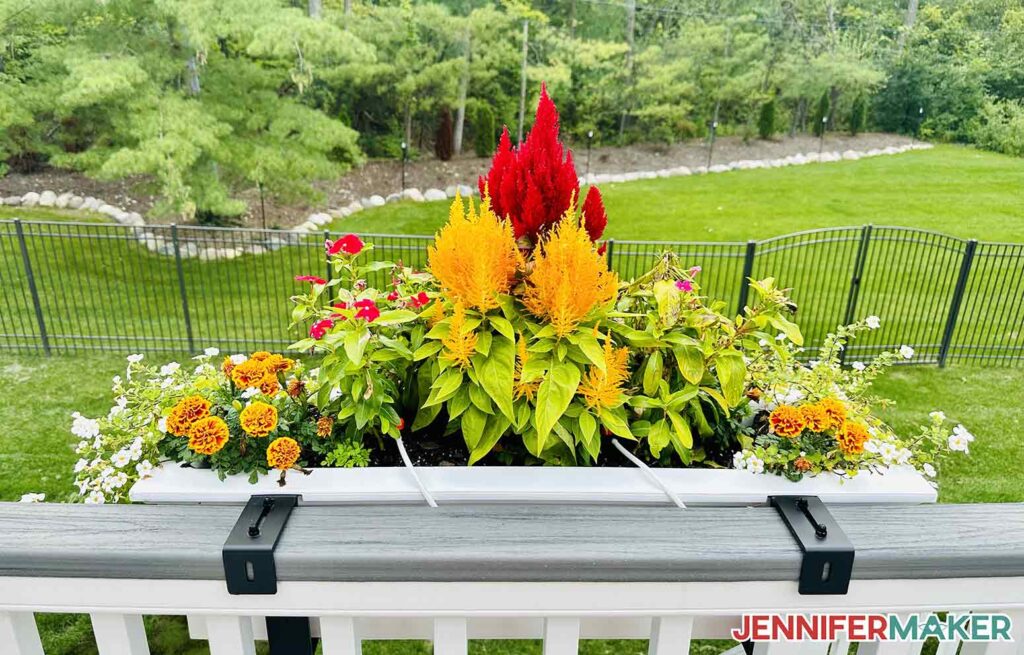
[705,120,717,169]
[913,106,924,144]
[400,141,408,192]
[818,116,827,155]
[586,130,594,179]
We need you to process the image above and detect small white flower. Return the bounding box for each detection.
[129,438,143,459]
[76,440,89,453]
[157,417,168,434]
[851,361,866,371]
[112,450,131,468]
[948,433,971,453]
[746,455,765,474]
[111,472,129,489]
[204,347,220,357]
[895,448,912,465]
[76,478,90,494]
[775,333,787,341]
[329,387,343,401]
[70,412,100,439]
[899,345,915,360]
[758,338,769,347]
[922,463,937,477]
[953,424,975,443]
[74,458,89,473]
[879,442,899,464]
[160,377,174,389]
[865,316,881,329]
[127,354,144,363]
[929,410,946,422]
[19,493,45,503]
[230,354,248,365]
[100,466,115,479]
[136,460,154,477]
[159,362,180,376]
[241,387,261,399]
[732,452,746,470]
[864,439,881,454]
[85,490,106,504]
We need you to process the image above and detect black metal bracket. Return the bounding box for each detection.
[769,495,855,595]
[223,495,316,655]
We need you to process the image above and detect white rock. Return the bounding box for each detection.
[55,192,72,208]
[708,164,730,173]
[123,212,145,226]
[3,196,21,206]
[21,192,40,207]
[179,242,199,258]
[692,166,708,175]
[329,207,350,219]
[346,201,363,214]
[842,150,861,161]
[38,190,57,207]
[385,193,402,204]
[458,184,475,196]
[444,186,457,197]
[591,174,611,184]
[610,174,628,183]
[672,166,692,176]
[402,188,425,202]
[246,245,266,256]
[67,195,84,209]
[423,188,447,201]
[309,212,332,226]
[655,169,671,178]
[621,171,642,181]
[368,194,385,207]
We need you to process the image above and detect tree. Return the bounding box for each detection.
[435,107,453,160]
[849,95,867,135]
[812,92,830,137]
[758,98,776,139]
[474,104,496,157]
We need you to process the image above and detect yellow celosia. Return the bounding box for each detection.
[514,335,540,401]
[428,194,522,312]
[523,215,618,337]
[579,334,630,410]
[441,302,478,369]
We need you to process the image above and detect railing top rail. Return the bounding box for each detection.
[0,502,1022,583]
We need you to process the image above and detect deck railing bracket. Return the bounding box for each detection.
[769,495,855,595]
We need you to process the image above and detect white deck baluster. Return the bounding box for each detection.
[0,612,43,655]
[320,616,362,655]
[433,617,468,655]
[205,615,256,655]
[648,616,694,655]
[90,613,150,655]
[543,617,581,655]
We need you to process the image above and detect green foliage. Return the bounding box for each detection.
[758,99,776,139]
[435,107,453,161]
[324,439,373,467]
[969,98,1024,157]
[474,104,496,157]
[811,92,830,137]
[849,94,868,136]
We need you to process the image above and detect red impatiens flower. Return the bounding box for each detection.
[353,298,380,322]
[408,291,430,308]
[387,291,400,301]
[309,319,334,339]
[478,83,608,246]
[295,275,327,285]
[327,234,364,256]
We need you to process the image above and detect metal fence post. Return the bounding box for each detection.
[14,219,51,355]
[171,224,196,353]
[736,240,757,315]
[605,239,615,270]
[840,224,873,365]
[938,239,977,368]
[324,229,332,282]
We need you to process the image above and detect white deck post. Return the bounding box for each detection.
[90,613,150,655]
[648,616,694,655]
[543,617,581,655]
[205,614,256,655]
[0,612,44,655]
[320,616,361,655]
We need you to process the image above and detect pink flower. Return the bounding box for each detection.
[295,275,327,285]
[353,299,380,322]
[408,291,430,309]
[327,234,364,256]
[676,279,693,293]
[688,266,702,276]
[309,319,334,339]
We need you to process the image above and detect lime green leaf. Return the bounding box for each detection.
[642,350,663,396]
[674,345,705,385]
[461,405,488,450]
[468,384,494,414]
[535,360,581,442]
[374,310,418,325]
[424,369,463,406]
[344,329,370,366]
[475,330,493,356]
[648,419,671,458]
[489,315,515,341]
[474,336,515,422]
[715,350,747,407]
[598,407,634,439]
[666,410,694,452]
[700,386,730,413]
[767,315,804,346]
[468,414,510,465]
[575,333,605,371]
[412,340,443,361]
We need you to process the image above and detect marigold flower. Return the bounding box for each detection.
[187,416,229,455]
[286,378,305,398]
[231,359,267,388]
[769,405,806,438]
[794,456,813,472]
[239,401,278,437]
[513,336,540,401]
[441,302,478,369]
[316,416,334,438]
[836,421,870,455]
[429,194,521,312]
[327,234,364,256]
[221,356,236,376]
[266,437,301,470]
[817,397,847,430]
[294,275,327,285]
[250,351,272,362]
[579,334,630,410]
[259,374,280,397]
[263,354,293,373]
[800,404,831,433]
[522,216,618,337]
[167,395,211,437]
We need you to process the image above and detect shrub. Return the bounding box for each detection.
[474,104,496,158]
[435,107,453,161]
[757,98,776,139]
[849,94,867,136]
[811,92,830,137]
[969,98,1024,157]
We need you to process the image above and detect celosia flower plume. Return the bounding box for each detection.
[441,302,478,369]
[479,84,608,245]
[428,194,522,312]
[579,334,630,410]
[522,214,618,337]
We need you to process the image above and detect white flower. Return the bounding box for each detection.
[758,338,769,347]
[136,460,154,477]
[85,490,106,504]
[160,377,174,389]
[922,463,937,477]
[159,362,180,376]
[851,362,866,371]
[953,424,975,442]
[732,452,746,469]
[70,412,100,439]
[864,439,882,454]
[75,478,90,495]
[929,411,946,422]
[899,345,915,360]
[895,448,912,465]
[19,493,45,503]
[230,353,248,365]
[775,333,787,341]
[112,450,131,468]
[100,466,115,479]
[865,316,881,329]
[204,347,220,357]
[948,433,971,453]
[157,417,168,434]
[76,440,89,453]
[127,354,144,363]
[746,455,765,474]
[74,458,89,473]
[129,438,143,460]
[329,387,343,401]
[111,472,129,489]
[879,442,899,464]
[241,387,261,399]
[308,367,320,378]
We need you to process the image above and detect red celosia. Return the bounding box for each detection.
[327,234,364,256]
[478,84,607,245]
[295,275,327,285]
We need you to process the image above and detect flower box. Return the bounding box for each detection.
[128,463,936,506]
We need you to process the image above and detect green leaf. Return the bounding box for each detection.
[598,407,634,439]
[674,345,705,385]
[715,350,747,407]
[475,330,493,356]
[447,386,471,419]
[412,340,443,361]
[575,332,606,371]
[374,309,418,325]
[648,419,671,458]
[344,329,370,366]
[489,315,515,341]
[642,350,663,396]
[474,336,515,422]
[424,369,463,406]
[767,315,804,346]
[461,405,488,450]
[534,360,581,442]
[700,386,730,413]
[666,410,694,453]
[468,384,494,414]
[468,414,510,465]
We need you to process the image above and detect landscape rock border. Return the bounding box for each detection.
[1,142,932,260]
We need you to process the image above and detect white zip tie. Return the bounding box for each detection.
[395,438,438,508]
[612,439,686,508]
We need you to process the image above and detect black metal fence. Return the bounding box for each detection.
[2,219,1022,366]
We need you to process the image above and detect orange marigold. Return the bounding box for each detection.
[579,334,630,410]
[800,403,830,433]
[231,359,267,388]
[428,194,522,312]
[794,456,813,472]
[167,395,211,437]
[286,378,305,398]
[316,416,334,438]
[259,374,280,397]
[769,404,806,438]
[267,437,301,470]
[836,421,870,455]
[221,356,236,376]
[264,354,293,373]
[250,351,272,362]
[522,215,618,337]
[513,336,540,401]
[239,401,278,437]
[187,416,229,455]
[818,397,847,430]
[441,302,478,369]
